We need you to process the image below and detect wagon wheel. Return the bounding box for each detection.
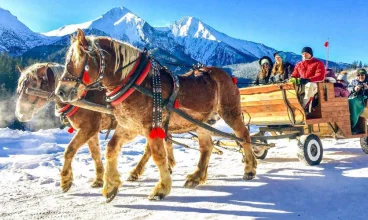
[297,134,323,166]
[359,136,368,154]
[252,131,268,160]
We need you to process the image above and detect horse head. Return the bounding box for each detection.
[15,63,61,122]
[56,29,141,103]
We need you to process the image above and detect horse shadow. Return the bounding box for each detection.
[112,153,367,219]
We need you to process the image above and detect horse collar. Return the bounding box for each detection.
[105,52,152,106]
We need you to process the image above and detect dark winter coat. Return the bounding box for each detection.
[255,56,273,85]
[348,76,368,96]
[270,62,294,83]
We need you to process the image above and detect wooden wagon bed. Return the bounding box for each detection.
[239,82,367,139]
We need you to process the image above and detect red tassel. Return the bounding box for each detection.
[174,100,180,109]
[232,77,238,84]
[150,128,159,139]
[149,128,166,139]
[67,127,74,134]
[156,127,166,139]
[82,71,91,84]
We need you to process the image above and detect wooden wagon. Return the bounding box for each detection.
[239,82,368,165]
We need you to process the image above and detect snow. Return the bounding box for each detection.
[1,120,367,219]
[42,21,93,37]
[43,7,145,43]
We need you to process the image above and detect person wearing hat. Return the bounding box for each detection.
[270,51,294,83]
[348,69,368,96]
[334,71,349,97]
[348,69,368,133]
[289,46,326,109]
[254,56,273,85]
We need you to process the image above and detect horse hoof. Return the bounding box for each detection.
[91,180,103,188]
[61,182,72,193]
[243,172,256,180]
[105,187,119,203]
[184,179,199,189]
[126,174,139,182]
[148,194,165,201]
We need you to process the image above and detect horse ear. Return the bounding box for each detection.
[43,64,50,81]
[76,29,87,47]
[17,65,23,73]
[70,34,76,44]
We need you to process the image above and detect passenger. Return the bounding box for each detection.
[270,51,294,83]
[348,69,368,96]
[325,68,337,83]
[289,46,326,110]
[254,56,273,85]
[348,69,368,133]
[334,71,349,97]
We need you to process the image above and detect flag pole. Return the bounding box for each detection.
[325,38,329,69]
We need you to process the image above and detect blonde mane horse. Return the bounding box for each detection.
[15,62,176,192]
[56,29,257,202]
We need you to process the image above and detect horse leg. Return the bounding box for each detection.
[184,128,213,188]
[127,142,151,181]
[127,139,176,181]
[102,126,136,202]
[147,137,172,200]
[165,140,176,174]
[87,134,104,188]
[219,109,257,180]
[60,129,95,192]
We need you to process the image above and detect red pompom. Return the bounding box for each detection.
[149,128,159,139]
[67,127,74,134]
[174,100,180,109]
[232,77,238,84]
[149,127,166,139]
[82,71,91,84]
[156,127,166,139]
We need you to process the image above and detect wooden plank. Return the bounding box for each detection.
[243,104,301,113]
[320,101,348,107]
[241,99,301,107]
[241,91,297,102]
[239,83,295,95]
[244,114,305,126]
[321,106,349,112]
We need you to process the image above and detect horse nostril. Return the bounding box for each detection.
[58,90,65,98]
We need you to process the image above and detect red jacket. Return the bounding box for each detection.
[291,58,326,82]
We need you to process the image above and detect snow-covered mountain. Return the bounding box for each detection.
[2,6,347,70]
[167,16,273,64]
[43,7,145,45]
[0,8,56,56]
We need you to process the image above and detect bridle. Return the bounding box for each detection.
[60,41,106,99]
[60,39,142,100]
[18,74,50,112]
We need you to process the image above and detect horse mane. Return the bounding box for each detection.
[81,36,141,82]
[17,63,64,93]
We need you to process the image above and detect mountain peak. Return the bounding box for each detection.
[171,16,216,40]
[102,6,131,19]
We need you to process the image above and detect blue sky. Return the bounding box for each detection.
[0,0,367,63]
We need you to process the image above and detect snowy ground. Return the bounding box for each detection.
[0,120,368,220]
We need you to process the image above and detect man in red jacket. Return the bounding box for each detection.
[290,47,326,110]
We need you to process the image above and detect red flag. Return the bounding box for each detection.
[324,41,329,47]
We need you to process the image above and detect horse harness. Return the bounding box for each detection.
[62,40,244,142]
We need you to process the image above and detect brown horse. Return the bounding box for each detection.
[15,63,175,192]
[56,29,257,202]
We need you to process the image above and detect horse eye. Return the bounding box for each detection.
[31,82,37,88]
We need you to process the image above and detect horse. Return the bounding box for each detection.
[55,29,257,202]
[15,62,176,192]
